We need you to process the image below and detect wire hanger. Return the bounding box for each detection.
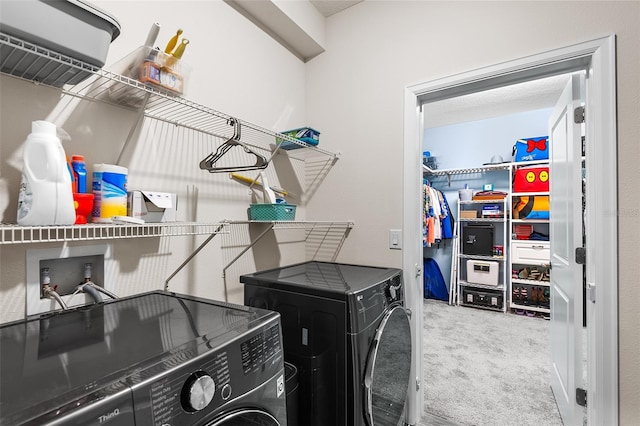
[199,118,268,173]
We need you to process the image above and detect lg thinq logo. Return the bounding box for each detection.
[98,408,119,423]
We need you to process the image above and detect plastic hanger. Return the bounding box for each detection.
[199,118,268,173]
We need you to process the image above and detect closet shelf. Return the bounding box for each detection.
[459,218,506,223]
[0,32,339,160]
[0,222,227,245]
[423,163,511,176]
[509,303,550,314]
[459,281,505,291]
[458,254,505,262]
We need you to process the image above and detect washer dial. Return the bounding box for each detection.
[181,371,215,412]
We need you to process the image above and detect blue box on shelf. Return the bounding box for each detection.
[277,127,320,150]
[249,203,297,221]
[513,136,549,162]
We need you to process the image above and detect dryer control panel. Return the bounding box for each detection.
[349,271,404,333]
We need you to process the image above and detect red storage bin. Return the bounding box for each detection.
[513,166,549,192]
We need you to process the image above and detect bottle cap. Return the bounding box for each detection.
[72,155,85,162]
[32,120,56,136]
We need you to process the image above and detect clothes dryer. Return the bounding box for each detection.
[241,261,412,426]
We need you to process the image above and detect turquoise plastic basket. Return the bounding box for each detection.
[276,127,320,150]
[249,204,297,221]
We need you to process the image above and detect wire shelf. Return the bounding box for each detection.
[423,163,511,176]
[226,220,354,229]
[0,32,339,159]
[0,222,227,245]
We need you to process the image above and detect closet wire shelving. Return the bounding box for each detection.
[0,32,347,251]
[424,163,511,311]
[423,163,511,186]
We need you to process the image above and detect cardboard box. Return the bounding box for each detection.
[127,191,177,223]
[482,204,503,217]
[460,210,478,219]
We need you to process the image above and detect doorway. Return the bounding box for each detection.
[402,36,618,426]
[420,72,578,425]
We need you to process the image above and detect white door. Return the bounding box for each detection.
[549,73,584,426]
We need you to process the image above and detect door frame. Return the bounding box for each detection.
[402,35,618,425]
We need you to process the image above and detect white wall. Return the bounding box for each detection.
[0,1,312,320]
[305,1,639,424]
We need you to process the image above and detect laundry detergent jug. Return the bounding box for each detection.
[17,121,75,225]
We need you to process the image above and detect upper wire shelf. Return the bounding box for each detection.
[0,32,339,159]
[422,163,511,176]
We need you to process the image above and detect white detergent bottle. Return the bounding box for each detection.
[17,121,75,225]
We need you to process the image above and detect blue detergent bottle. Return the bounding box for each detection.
[72,155,87,193]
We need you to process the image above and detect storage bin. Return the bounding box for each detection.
[466,260,499,286]
[0,0,121,87]
[513,136,549,162]
[249,203,296,221]
[512,195,549,219]
[277,127,320,150]
[513,166,550,192]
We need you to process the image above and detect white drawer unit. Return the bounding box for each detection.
[511,241,550,265]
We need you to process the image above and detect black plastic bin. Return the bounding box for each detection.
[284,361,299,425]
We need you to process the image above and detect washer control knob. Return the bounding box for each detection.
[181,371,215,412]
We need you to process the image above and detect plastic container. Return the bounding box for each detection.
[0,0,121,87]
[249,204,296,221]
[17,121,76,225]
[109,46,191,99]
[458,188,473,201]
[91,164,128,222]
[72,155,87,193]
[284,362,299,425]
[277,127,320,150]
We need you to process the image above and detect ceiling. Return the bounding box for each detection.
[423,74,572,128]
[310,0,363,17]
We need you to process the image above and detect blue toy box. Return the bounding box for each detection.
[513,136,549,162]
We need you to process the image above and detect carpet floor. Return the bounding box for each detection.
[419,299,563,426]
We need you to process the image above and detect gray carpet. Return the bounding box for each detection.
[420,299,563,426]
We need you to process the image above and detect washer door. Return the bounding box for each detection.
[207,408,281,426]
[363,305,412,426]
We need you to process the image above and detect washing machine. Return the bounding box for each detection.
[0,291,287,426]
[241,261,412,426]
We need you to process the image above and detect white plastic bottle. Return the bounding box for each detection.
[17,121,75,225]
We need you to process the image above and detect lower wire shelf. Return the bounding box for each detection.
[0,222,227,244]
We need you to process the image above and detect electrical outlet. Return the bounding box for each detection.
[389,229,403,250]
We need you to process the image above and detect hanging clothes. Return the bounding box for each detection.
[423,182,454,247]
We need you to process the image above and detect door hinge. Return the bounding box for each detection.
[587,282,596,303]
[575,247,586,265]
[576,387,587,407]
[574,106,585,124]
